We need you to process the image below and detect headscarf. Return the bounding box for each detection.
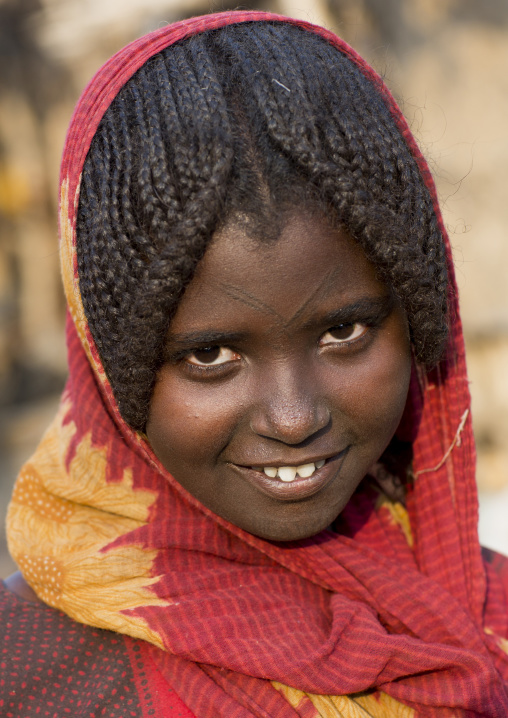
[7,11,508,718]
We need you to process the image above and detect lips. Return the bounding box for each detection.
[229,448,350,501]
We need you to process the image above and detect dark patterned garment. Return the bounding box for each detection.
[0,583,195,718]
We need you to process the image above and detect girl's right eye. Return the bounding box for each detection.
[185,346,240,367]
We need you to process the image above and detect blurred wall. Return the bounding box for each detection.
[1,0,508,576]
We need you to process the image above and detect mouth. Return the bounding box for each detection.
[229,449,350,501]
[254,460,326,482]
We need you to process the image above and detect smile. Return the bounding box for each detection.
[230,449,350,502]
[254,461,326,482]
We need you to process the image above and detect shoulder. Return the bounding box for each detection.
[0,579,194,717]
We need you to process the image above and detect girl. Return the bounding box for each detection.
[3,10,508,718]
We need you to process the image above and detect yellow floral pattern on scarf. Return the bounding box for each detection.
[273,682,415,717]
[7,398,169,648]
[376,495,414,548]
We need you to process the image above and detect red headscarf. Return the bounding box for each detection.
[7,11,508,718]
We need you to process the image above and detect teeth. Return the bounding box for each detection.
[295,463,315,478]
[261,460,327,482]
[278,466,298,482]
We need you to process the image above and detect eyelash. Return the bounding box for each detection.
[176,321,372,373]
[186,346,241,367]
[319,322,369,347]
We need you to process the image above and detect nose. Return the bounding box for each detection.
[249,366,331,445]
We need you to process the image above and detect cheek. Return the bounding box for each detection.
[146,369,242,469]
[333,327,411,451]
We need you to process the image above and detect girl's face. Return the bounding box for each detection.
[146,209,412,541]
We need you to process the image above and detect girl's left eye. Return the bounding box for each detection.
[319,322,368,346]
[185,346,240,367]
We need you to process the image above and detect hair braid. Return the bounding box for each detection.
[78,38,234,428]
[77,22,449,430]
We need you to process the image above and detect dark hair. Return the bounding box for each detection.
[77,21,448,431]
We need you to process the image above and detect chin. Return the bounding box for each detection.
[244,510,339,543]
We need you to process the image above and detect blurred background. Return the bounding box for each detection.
[1,0,508,577]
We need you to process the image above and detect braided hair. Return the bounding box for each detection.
[77,21,448,431]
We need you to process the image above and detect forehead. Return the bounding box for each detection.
[169,210,387,333]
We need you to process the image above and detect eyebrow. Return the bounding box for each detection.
[164,330,247,353]
[301,295,395,330]
[164,295,396,356]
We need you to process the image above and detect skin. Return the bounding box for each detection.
[146,209,412,541]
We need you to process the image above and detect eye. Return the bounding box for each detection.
[319,322,368,346]
[185,346,240,367]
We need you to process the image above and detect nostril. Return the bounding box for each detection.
[250,399,331,444]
